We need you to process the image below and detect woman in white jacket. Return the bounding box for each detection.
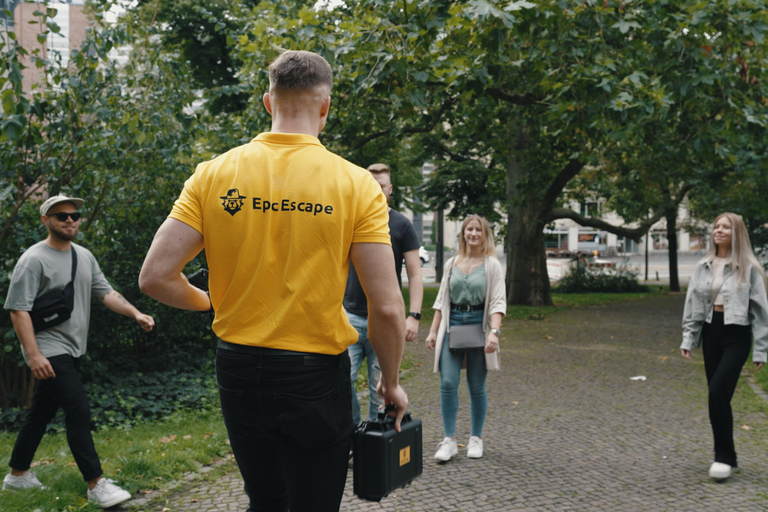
[681,212,768,480]
[425,214,506,462]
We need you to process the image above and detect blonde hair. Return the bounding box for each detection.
[706,212,765,285]
[456,214,497,262]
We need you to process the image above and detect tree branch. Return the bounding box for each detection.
[350,94,459,151]
[487,87,540,105]
[541,158,585,215]
[548,208,665,242]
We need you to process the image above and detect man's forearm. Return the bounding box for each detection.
[101,291,142,318]
[141,271,210,311]
[367,302,406,386]
[10,310,40,358]
[403,251,423,314]
[408,283,423,315]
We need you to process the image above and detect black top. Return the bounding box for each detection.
[343,209,420,317]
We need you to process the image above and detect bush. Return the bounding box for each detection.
[554,264,650,294]
[1,339,220,432]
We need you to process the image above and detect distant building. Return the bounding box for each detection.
[4,0,90,93]
[545,198,708,257]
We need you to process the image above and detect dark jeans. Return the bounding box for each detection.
[216,342,354,512]
[701,312,752,467]
[9,354,102,481]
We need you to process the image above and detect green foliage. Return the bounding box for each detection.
[0,1,210,412]
[131,0,255,114]
[0,407,231,512]
[554,265,650,294]
[1,349,218,432]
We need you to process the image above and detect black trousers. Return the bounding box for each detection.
[701,312,752,467]
[9,354,102,481]
[216,341,354,512]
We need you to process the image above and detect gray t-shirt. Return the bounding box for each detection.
[4,241,112,362]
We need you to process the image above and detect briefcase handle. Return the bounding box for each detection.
[365,404,412,431]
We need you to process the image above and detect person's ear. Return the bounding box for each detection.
[263,92,273,115]
[318,96,331,133]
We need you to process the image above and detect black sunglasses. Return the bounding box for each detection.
[49,212,81,222]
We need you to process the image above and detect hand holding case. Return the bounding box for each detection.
[353,409,423,501]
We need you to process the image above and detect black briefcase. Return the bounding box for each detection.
[353,409,423,502]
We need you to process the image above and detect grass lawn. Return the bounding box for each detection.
[0,408,231,511]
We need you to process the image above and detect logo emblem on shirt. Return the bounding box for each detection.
[220,189,246,216]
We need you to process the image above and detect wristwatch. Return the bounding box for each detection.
[490,328,501,336]
[408,312,421,320]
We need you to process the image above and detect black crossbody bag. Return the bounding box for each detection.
[30,248,77,332]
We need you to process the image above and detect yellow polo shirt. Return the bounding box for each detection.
[169,132,390,354]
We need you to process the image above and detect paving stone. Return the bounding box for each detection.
[133,294,768,511]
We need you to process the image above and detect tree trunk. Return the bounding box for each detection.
[503,115,553,306]
[666,208,680,292]
[506,215,553,306]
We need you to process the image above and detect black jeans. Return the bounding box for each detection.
[701,312,752,467]
[215,341,354,512]
[9,354,102,481]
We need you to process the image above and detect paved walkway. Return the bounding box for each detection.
[135,294,768,511]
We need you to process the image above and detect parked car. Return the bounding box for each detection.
[419,246,430,266]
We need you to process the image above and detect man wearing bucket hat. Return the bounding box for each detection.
[3,194,155,508]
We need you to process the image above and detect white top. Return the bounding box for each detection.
[711,257,727,306]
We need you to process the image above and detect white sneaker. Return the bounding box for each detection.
[709,462,733,480]
[467,436,484,459]
[434,437,458,462]
[2,471,47,490]
[87,478,131,508]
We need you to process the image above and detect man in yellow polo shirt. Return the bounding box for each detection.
[139,50,408,512]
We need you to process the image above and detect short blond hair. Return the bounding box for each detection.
[367,163,391,177]
[269,51,333,92]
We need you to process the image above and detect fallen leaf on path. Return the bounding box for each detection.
[159,435,177,443]
[741,425,752,431]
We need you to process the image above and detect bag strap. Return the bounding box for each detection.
[70,246,77,282]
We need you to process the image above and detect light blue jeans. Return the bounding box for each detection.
[440,309,488,438]
[346,310,383,425]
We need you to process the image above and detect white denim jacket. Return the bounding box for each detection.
[681,258,768,363]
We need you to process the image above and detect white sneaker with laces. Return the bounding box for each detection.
[87,478,131,508]
[434,437,458,462]
[2,471,47,490]
[709,462,733,480]
[467,436,484,459]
